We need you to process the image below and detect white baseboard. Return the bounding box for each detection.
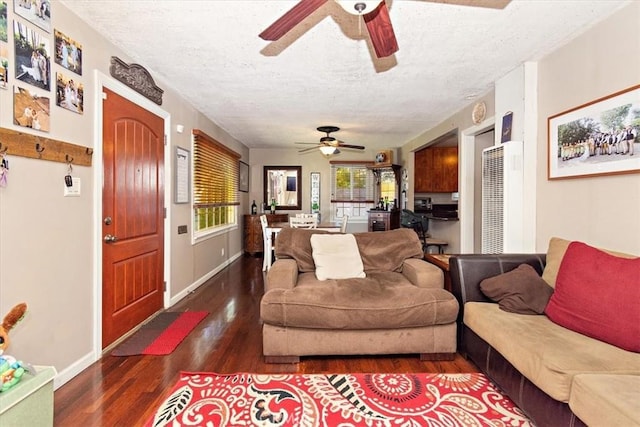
[53,351,95,390]
[169,250,242,307]
[55,251,243,390]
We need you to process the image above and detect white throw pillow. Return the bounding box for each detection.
[310,234,366,281]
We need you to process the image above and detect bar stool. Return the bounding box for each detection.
[425,238,448,254]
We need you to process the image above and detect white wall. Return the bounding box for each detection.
[402,2,640,256]
[248,148,388,233]
[536,2,640,255]
[0,2,248,387]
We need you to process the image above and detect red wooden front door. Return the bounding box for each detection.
[102,87,165,348]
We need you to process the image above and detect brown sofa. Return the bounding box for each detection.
[260,228,459,363]
[450,238,640,427]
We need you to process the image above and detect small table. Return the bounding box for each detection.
[424,253,451,292]
[263,222,341,271]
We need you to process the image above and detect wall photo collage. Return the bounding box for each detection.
[1,0,84,137]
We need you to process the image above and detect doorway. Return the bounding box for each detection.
[96,76,171,351]
[459,121,495,253]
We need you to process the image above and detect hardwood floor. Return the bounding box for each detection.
[54,254,479,426]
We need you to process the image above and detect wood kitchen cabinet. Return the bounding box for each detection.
[243,214,288,255]
[414,146,458,193]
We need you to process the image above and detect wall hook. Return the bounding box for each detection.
[86,147,94,156]
[65,154,74,164]
[0,143,7,154]
[35,142,45,155]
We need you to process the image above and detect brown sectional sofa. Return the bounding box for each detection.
[261,228,459,363]
[449,238,640,427]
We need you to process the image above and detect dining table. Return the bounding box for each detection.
[263,222,341,271]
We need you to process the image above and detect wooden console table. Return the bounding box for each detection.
[424,254,451,292]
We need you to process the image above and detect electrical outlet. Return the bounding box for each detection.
[64,177,81,197]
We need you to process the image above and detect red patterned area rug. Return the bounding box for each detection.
[146,372,533,426]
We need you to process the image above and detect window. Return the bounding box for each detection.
[192,129,240,238]
[330,161,375,221]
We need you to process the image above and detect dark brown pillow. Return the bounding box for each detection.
[480,263,553,314]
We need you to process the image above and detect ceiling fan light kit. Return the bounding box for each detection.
[337,1,383,15]
[296,125,365,156]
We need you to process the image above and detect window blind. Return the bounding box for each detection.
[330,161,375,202]
[192,129,240,209]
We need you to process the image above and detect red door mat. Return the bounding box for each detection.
[111,311,208,356]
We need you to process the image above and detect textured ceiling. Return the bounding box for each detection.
[61,0,631,151]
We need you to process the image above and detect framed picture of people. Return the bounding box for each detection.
[13,85,50,132]
[13,20,50,91]
[0,43,8,89]
[13,0,50,33]
[1,2,7,42]
[548,84,640,180]
[55,71,83,114]
[54,29,82,75]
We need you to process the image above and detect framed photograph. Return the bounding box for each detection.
[14,20,50,91]
[175,146,190,204]
[14,0,50,33]
[0,42,8,89]
[55,71,83,114]
[13,85,50,132]
[238,160,249,193]
[310,171,320,212]
[548,84,640,180]
[1,2,7,42]
[501,111,513,143]
[54,29,82,75]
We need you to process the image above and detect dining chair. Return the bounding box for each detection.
[259,215,271,271]
[289,216,317,228]
[340,214,349,233]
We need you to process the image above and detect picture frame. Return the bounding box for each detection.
[548,84,640,180]
[55,71,83,114]
[238,160,249,193]
[175,146,190,204]
[13,85,49,132]
[501,111,513,143]
[13,0,50,33]
[310,171,320,212]
[54,29,83,75]
[14,20,51,91]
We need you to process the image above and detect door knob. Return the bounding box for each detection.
[104,234,118,243]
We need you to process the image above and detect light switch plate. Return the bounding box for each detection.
[64,177,81,197]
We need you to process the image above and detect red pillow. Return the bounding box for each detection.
[545,241,640,352]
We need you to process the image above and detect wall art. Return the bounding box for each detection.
[548,84,640,180]
[13,0,50,33]
[13,85,50,132]
[238,160,249,193]
[55,71,83,114]
[14,20,50,91]
[1,2,7,42]
[0,42,8,89]
[54,29,82,75]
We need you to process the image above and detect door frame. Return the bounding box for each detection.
[459,116,495,253]
[92,70,172,358]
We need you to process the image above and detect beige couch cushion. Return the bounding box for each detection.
[276,228,423,274]
[464,302,640,402]
[262,271,459,330]
[570,374,640,427]
[542,237,637,287]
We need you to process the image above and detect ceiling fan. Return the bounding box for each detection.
[259,0,511,58]
[296,126,365,156]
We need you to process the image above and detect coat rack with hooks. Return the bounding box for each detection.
[0,127,93,167]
